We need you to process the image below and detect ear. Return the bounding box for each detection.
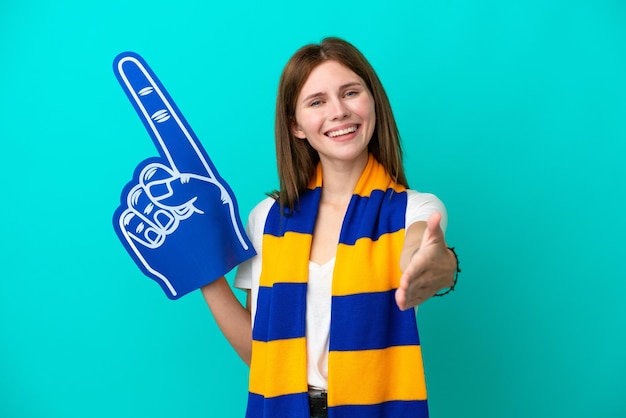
[291,122,306,139]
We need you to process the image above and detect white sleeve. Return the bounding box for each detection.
[405,190,448,234]
[233,197,275,290]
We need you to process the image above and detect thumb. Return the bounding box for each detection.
[420,212,444,248]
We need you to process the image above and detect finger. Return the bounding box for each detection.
[395,288,408,311]
[113,52,215,177]
[395,281,427,311]
[138,163,176,200]
[126,184,179,235]
[152,208,178,233]
[427,211,442,233]
[119,208,167,249]
[420,212,445,248]
[397,263,420,307]
[115,210,178,298]
[403,246,429,282]
[136,163,202,214]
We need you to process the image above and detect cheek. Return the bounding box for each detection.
[357,96,376,123]
[299,113,324,133]
[292,111,311,137]
[366,103,376,128]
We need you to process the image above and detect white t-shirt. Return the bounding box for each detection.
[234,190,446,389]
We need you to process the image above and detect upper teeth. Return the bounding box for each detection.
[328,126,357,137]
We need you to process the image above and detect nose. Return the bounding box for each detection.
[328,98,349,120]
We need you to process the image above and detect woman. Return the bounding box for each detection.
[202,37,459,418]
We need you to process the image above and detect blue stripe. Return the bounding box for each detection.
[252,283,307,342]
[340,189,406,245]
[329,400,429,418]
[246,392,310,418]
[264,188,321,236]
[329,290,420,351]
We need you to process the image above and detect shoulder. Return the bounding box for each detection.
[248,196,277,223]
[405,189,448,232]
[406,189,445,209]
[244,196,277,238]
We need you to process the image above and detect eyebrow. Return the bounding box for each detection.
[301,81,363,104]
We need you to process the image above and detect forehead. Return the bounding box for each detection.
[298,60,365,96]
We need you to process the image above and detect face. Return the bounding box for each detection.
[292,60,376,166]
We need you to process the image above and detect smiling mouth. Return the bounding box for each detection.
[326,125,358,138]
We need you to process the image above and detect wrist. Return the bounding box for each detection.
[434,247,461,297]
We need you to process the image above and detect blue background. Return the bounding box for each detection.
[1,0,624,417]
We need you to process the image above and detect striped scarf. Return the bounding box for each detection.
[246,154,428,418]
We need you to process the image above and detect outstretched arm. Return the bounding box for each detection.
[201,278,252,365]
[396,212,457,310]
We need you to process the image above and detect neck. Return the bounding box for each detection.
[318,152,369,204]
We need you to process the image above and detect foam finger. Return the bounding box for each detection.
[113,52,214,177]
[119,207,166,249]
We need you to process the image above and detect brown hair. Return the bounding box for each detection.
[273,37,408,211]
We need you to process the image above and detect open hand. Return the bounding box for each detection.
[395,212,456,310]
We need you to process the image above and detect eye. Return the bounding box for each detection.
[309,100,323,107]
[345,90,359,98]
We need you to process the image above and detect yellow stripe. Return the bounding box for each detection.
[354,181,406,197]
[309,154,405,197]
[353,155,406,197]
[260,232,311,286]
[249,338,308,397]
[327,345,427,406]
[333,230,405,296]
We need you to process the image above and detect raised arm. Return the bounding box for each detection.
[112,52,255,299]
